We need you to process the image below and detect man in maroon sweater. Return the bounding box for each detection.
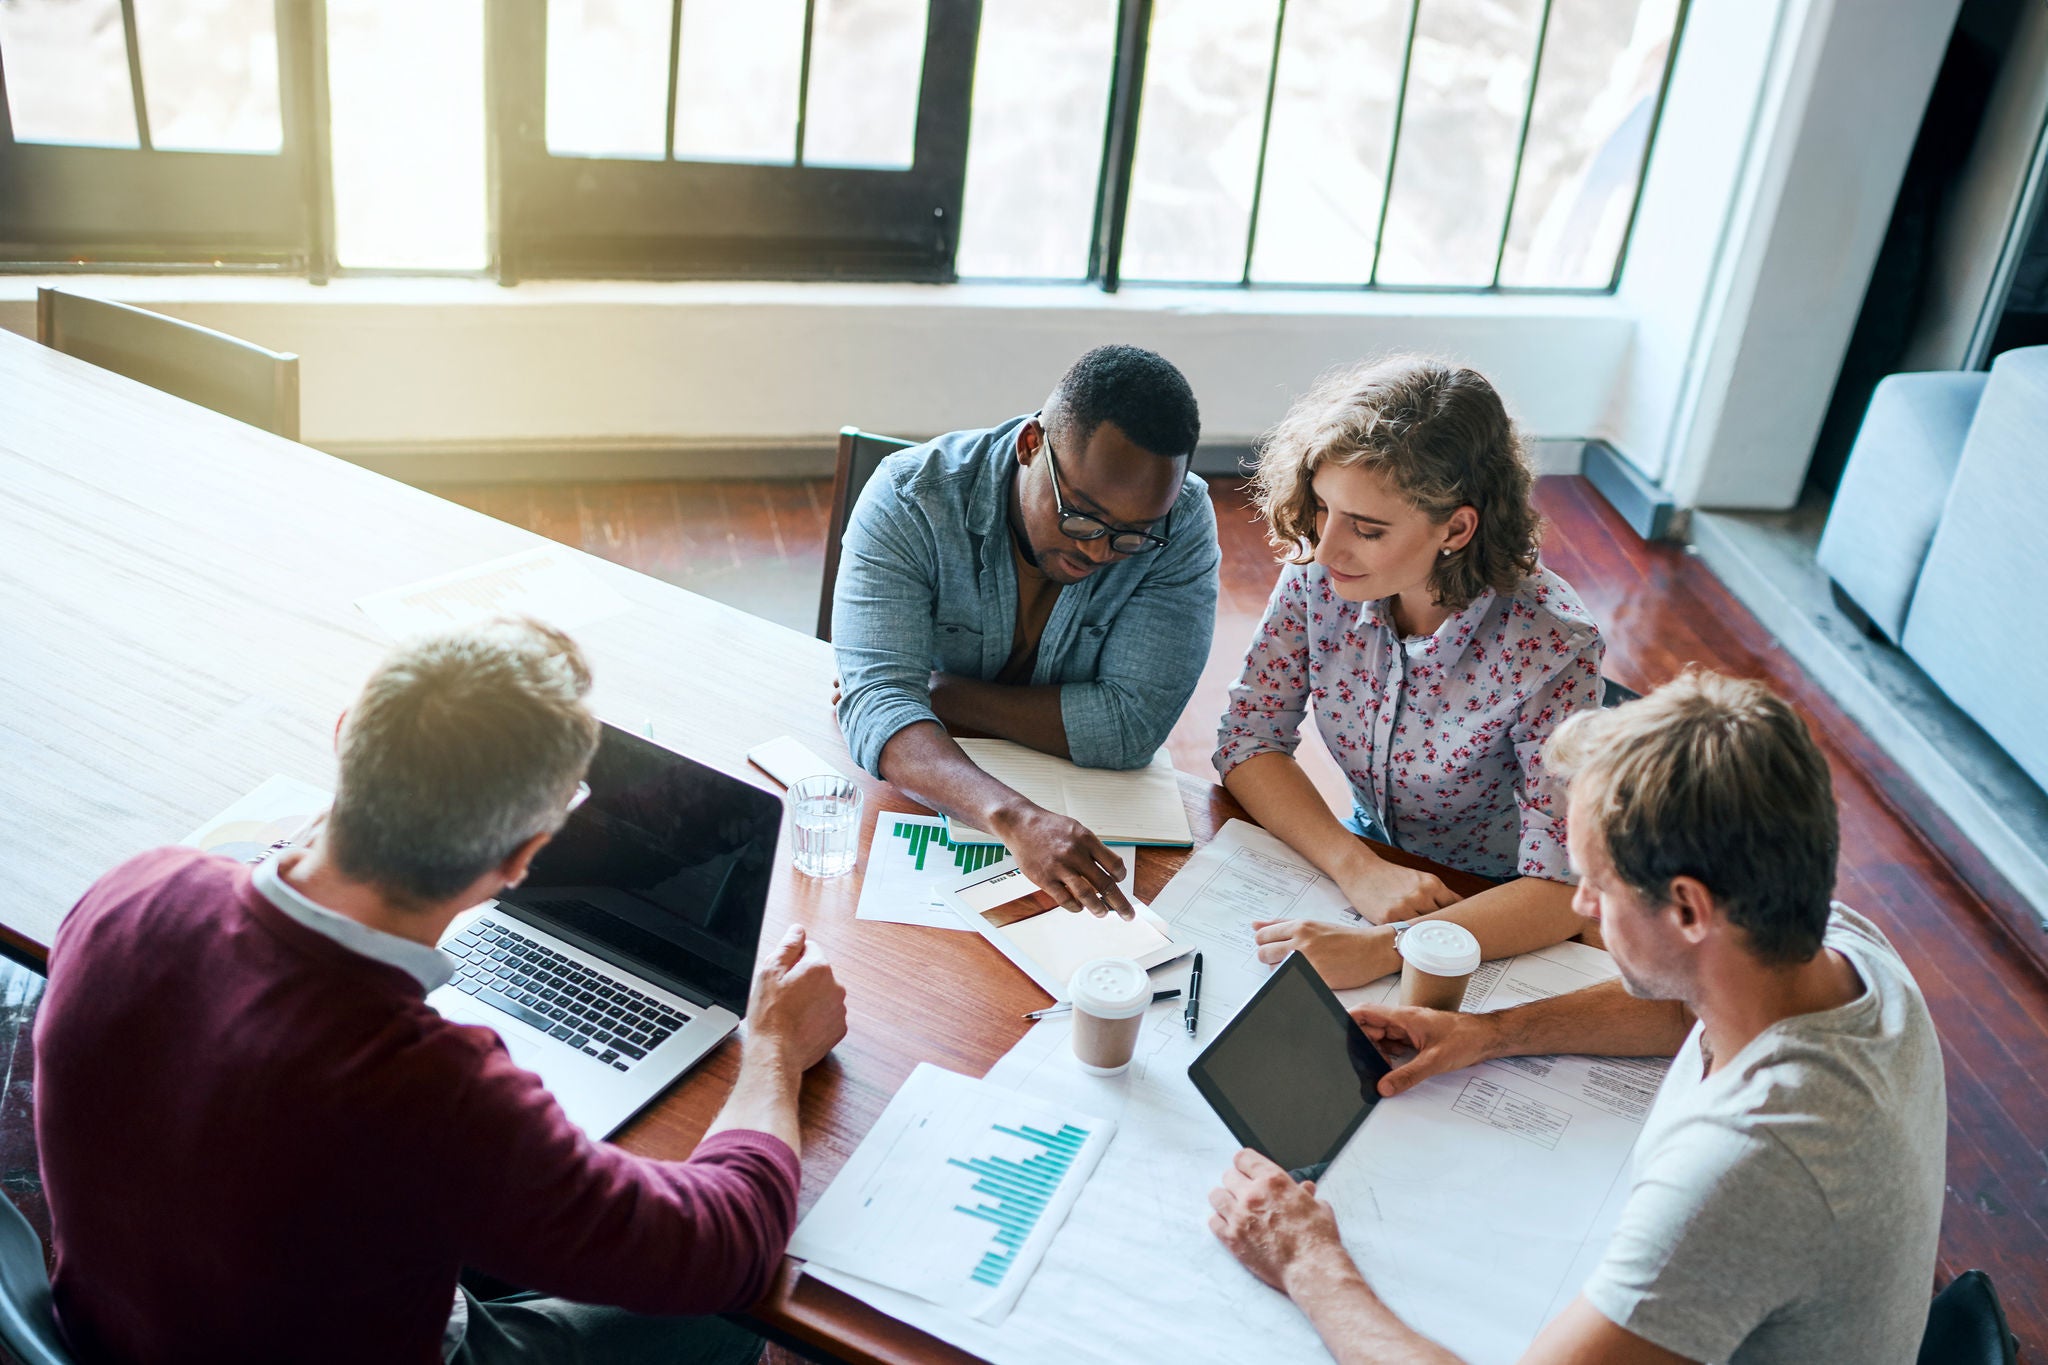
[34,619,848,1364]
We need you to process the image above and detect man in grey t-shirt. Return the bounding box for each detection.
[1205,671,1946,1364]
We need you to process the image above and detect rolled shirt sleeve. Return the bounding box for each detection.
[1061,476,1220,770]
[831,464,945,778]
[1510,627,1603,881]
[1213,562,1314,780]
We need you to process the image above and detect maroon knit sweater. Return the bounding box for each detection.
[34,846,799,1365]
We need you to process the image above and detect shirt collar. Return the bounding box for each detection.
[1357,585,1499,669]
[253,854,455,993]
[967,414,1032,539]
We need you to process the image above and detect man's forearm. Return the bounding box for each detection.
[705,1041,803,1154]
[878,719,1034,832]
[1287,1250,1465,1365]
[1482,978,1694,1062]
[928,673,1070,758]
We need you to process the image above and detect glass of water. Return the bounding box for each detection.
[789,775,862,878]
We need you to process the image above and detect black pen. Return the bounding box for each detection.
[1184,952,1203,1037]
[1022,989,1180,1021]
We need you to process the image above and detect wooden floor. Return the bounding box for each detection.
[2,474,2035,1360]
[435,472,2048,1357]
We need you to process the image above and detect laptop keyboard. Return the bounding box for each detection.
[443,916,691,1072]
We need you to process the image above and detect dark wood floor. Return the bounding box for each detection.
[2,474,2036,1360]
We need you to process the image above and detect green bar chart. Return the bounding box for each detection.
[890,817,1009,874]
[949,1122,1092,1288]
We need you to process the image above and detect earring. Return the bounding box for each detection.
[1440,548,1453,558]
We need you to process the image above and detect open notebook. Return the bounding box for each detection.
[945,740,1193,847]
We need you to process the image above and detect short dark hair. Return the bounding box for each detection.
[1044,344,1200,461]
[328,618,601,906]
[1548,669,1840,965]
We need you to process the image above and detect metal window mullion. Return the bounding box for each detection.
[1089,0,1154,292]
[1490,0,1553,288]
[794,0,819,166]
[664,0,685,160]
[1239,0,1289,287]
[119,0,152,151]
[1604,0,1693,292]
[1366,0,1421,286]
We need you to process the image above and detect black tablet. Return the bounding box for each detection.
[1188,952,1393,1180]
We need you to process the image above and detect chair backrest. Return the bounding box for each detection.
[1599,677,1640,708]
[1917,1269,2018,1365]
[0,1191,74,1365]
[36,287,300,441]
[817,426,917,642]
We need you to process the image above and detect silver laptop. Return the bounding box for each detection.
[428,722,782,1136]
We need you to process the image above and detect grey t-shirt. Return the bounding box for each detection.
[1581,905,1945,1364]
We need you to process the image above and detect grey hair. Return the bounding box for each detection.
[326,617,600,906]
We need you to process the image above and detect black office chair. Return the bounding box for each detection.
[817,426,917,642]
[0,1190,73,1365]
[1917,1269,2019,1365]
[1599,677,1640,708]
[36,287,300,441]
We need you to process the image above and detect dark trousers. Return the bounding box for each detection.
[448,1287,765,1365]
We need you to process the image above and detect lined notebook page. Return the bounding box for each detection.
[949,741,1192,846]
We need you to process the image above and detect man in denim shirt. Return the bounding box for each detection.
[832,346,1219,916]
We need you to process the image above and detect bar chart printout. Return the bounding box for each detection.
[788,1064,1114,1323]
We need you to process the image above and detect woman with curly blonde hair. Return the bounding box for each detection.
[1213,357,1604,987]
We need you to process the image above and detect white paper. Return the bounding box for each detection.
[353,546,631,638]
[787,1063,1115,1324]
[948,856,1181,999]
[181,775,331,866]
[947,741,1192,847]
[1145,818,1362,1022]
[808,943,1670,1365]
[855,814,1012,930]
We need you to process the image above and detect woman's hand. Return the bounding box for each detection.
[1335,855,1462,924]
[1250,919,1399,989]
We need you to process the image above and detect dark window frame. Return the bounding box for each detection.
[484,0,981,284]
[0,0,332,277]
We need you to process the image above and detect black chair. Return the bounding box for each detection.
[817,426,917,642]
[1599,677,1640,708]
[0,1190,73,1365]
[36,287,300,441]
[1918,1269,2019,1365]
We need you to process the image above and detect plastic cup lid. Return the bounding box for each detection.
[1067,957,1151,1018]
[1398,921,1481,978]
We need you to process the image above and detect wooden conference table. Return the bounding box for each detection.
[0,330,1491,1363]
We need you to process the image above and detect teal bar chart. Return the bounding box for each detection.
[787,1064,1114,1322]
[889,817,1009,874]
[949,1122,1092,1288]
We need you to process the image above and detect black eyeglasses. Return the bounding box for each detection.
[1041,427,1173,556]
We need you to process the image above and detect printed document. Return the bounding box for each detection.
[945,741,1191,847]
[947,856,1175,998]
[788,1063,1114,1324]
[806,940,1670,1364]
[354,546,631,638]
[855,814,1009,930]
[181,775,330,866]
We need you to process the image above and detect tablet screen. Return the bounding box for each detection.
[1187,953,1392,1179]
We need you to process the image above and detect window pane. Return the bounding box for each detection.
[673,0,804,164]
[1374,0,1544,286]
[1247,0,1410,285]
[327,0,487,269]
[955,0,1115,279]
[131,0,281,153]
[0,0,139,147]
[802,0,927,170]
[1118,0,1281,284]
[545,0,670,158]
[1500,0,1678,289]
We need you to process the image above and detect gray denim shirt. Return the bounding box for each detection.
[831,415,1219,775]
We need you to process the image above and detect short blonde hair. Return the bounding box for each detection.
[1250,357,1541,612]
[1548,669,1839,965]
[330,617,600,906]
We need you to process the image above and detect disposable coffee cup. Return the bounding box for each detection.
[1068,957,1151,1076]
[1397,921,1482,1011]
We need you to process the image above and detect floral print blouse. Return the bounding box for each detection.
[1214,562,1603,882]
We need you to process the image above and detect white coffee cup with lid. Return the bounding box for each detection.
[1068,957,1151,1076]
[1396,921,1482,1011]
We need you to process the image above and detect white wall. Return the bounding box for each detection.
[1604,0,1962,510]
[0,279,1632,469]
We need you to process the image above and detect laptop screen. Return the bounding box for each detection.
[496,723,783,1015]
